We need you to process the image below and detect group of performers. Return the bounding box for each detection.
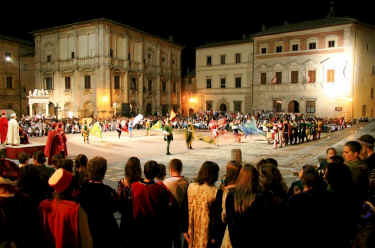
[0,112,29,146]
[265,119,324,149]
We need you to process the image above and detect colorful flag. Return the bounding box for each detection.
[169,110,176,121]
[151,120,162,131]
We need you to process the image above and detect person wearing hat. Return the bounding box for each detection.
[0,111,8,145]
[39,168,93,248]
[0,159,42,247]
[5,113,20,146]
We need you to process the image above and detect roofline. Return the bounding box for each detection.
[196,39,253,49]
[251,17,375,38]
[30,18,184,49]
[0,34,34,46]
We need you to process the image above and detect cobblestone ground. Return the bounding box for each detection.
[30,121,375,189]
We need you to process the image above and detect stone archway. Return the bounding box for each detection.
[146,103,152,115]
[288,100,300,113]
[220,103,227,112]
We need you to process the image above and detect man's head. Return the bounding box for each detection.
[1,111,5,117]
[87,156,107,181]
[358,134,375,159]
[326,147,337,162]
[343,141,362,162]
[144,160,159,180]
[168,158,183,175]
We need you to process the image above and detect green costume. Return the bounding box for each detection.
[82,124,89,144]
[163,123,173,155]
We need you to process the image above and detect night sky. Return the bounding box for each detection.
[1,1,373,75]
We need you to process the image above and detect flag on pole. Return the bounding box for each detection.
[151,120,162,131]
[169,110,176,121]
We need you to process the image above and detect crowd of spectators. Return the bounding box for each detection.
[0,132,375,247]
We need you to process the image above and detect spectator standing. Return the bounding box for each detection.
[185,161,220,248]
[163,159,190,248]
[39,168,93,248]
[78,156,119,248]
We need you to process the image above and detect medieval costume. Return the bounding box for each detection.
[56,123,68,158]
[116,121,122,139]
[81,122,90,144]
[184,123,194,149]
[90,122,102,139]
[44,123,67,165]
[163,121,173,155]
[6,113,20,146]
[146,120,151,136]
[0,112,8,144]
[19,126,30,144]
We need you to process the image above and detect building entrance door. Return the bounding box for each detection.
[288,100,300,113]
[220,104,227,112]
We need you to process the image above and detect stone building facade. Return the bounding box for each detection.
[181,70,197,116]
[194,17,375,120]
[32,18,182,119]
[253,17,375,120]
[0,35,34,116]
[195,40,253,113]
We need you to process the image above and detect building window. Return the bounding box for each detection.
[306,101,316,113]
[371,88,374,99]
[220,78,226,88]
[71,52,75,59]
[207,56,212,66]
[309,42,317,50]
[292,44,299,51]
[109,49,113,58]
[128,53,131,61]
[162,81,166,92]
[328,40,335,48]
[65,77,71,90]
[372,65,375,75]
[276,72,282,84]
[273,100,282,112]
[291,71,298,83]
[235,77,241,88]
[131,78,137,90]
[308,70,316,83]
[162,57,165,63]
[6,76,12,89]
[172,59,175,65]
[235,53,241,64]
[261,48,267,54]
[173,82,176,93]
[206,79,212,89]
[47,55,51,62]
[261,73,267,84]
[84,75,91,89]
[327,69,335,82]
[362,105,367,117]
[114,75,120,89]
[221,55,226,65]
[276,46,283,53]
[206,101,213,111]
[234,101,242,112]
[46,77,53,90]
[148,80,152,91]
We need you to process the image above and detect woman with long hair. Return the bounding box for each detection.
[225,164,272,248]
[185,161,220,248]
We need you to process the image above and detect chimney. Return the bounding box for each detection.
[168,35,174,42]
[261,24,266,31]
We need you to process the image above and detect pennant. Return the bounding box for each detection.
[169,110,176,121]
[151,120,162,131]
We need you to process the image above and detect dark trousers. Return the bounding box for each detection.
[166,140,171,154]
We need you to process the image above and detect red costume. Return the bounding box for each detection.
[44,123,68,165]
[0,113,8,144]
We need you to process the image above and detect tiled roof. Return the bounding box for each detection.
[197,39,252,49]
[252,17,370,37]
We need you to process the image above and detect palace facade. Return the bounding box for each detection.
[195,17,375,120]
[0,35,34,116]
[32,18,182,119]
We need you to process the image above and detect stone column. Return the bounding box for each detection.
[167,78,172,111]
[45,103,49,117]
[29,103,33,117]
[154,76,161,114]
[138,74,144,113]
[124,71,129,103]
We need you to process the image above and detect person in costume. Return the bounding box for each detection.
[163,120,173,155]
[19,125,30,144]
[90,121,102,139]
[6,113,20,146]
[145,119,151,136]
[56,123,68,158]
[116,120,122,139]
[82,121,90,144]
[184,122,194,149]
[0,111,8,145]
[128,119,133,137]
